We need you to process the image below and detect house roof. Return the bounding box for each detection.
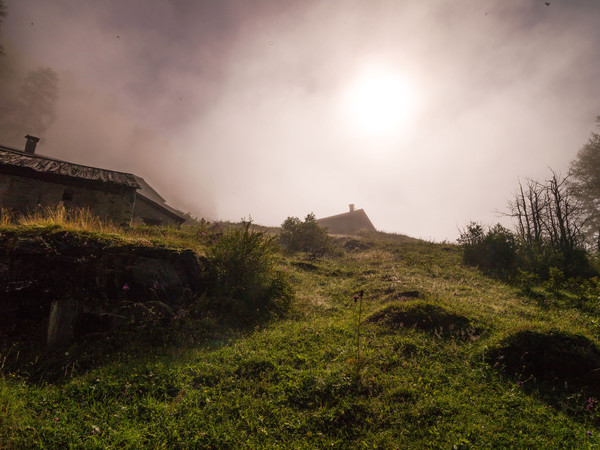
[134,175,185,223]
[134,192,185,224]
[0,142,185,223]
[0,144,139,189]
[317,208,377,234]
[134,175,166,204]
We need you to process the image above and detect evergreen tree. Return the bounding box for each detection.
[0,0,6,56]
[15,67,59,138]
[569,117,600,251]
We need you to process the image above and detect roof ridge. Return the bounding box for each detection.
[0,146,139,188]
[0,145,136,177]
[318,208,366,221]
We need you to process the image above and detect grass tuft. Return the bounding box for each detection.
[15,203,120,233]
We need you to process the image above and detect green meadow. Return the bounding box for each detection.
[1,217,600,448]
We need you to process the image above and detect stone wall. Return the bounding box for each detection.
[0,172,136,225]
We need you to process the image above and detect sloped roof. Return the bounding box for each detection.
[317,208,377,234]
[134,175,166,204]
[0,144,139,188]
[0,143,185,223]
[134,175,185,223]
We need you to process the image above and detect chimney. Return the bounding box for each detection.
[24,135,40,154]
[349,203,355,213]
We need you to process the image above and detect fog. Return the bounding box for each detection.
[1,0,599,240]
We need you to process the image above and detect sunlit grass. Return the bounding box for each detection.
[0,204,217,251]
[1,223,600,447]
[12,203,120,233]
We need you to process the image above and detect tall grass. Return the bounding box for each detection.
[0,204,216,250]
[0,207,13,227]
[1,203,120,233]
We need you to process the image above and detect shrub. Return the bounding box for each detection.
[546,266,565,297]
[458,222,517,276]
[206,220,293,322]
[516,269,540,296]
[280,213,331,254]
[518,241,594,280]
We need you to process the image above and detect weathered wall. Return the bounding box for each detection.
[0,230,207,347]
[132,195,182,226]
[0,172,135,225]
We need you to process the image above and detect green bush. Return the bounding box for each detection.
[518,241,594,280]
[565,276,600,313]
[280,213,331,254]
[205,221,293,322]
[546,266,565,297]
[458,222,517,276]
[459,220,595,284]
[516,269,540,296]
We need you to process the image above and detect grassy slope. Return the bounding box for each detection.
[1,227,600,448]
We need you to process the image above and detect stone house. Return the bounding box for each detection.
[0,136,184,226]
[317,204,377,234]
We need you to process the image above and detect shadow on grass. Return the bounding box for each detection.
[487,329,600,423]
[366,301,485,340]
[0,311,253,385]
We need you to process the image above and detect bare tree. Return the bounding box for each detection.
[507,170,588,275]
[509,178,545,247]
[543,171,585,258]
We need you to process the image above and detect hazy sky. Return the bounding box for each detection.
[2,0,599,240]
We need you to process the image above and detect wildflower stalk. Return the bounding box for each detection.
[353,290,364,383]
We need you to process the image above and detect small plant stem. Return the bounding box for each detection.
[354,290,364,382]
[356,301,361,376]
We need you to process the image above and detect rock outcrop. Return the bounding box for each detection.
[0,229,207,347]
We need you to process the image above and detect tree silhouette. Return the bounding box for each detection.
[15,67,60,138]
[0,0,6,56]
[569,117,600,250]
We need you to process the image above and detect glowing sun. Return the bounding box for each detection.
[343,69,417,138]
